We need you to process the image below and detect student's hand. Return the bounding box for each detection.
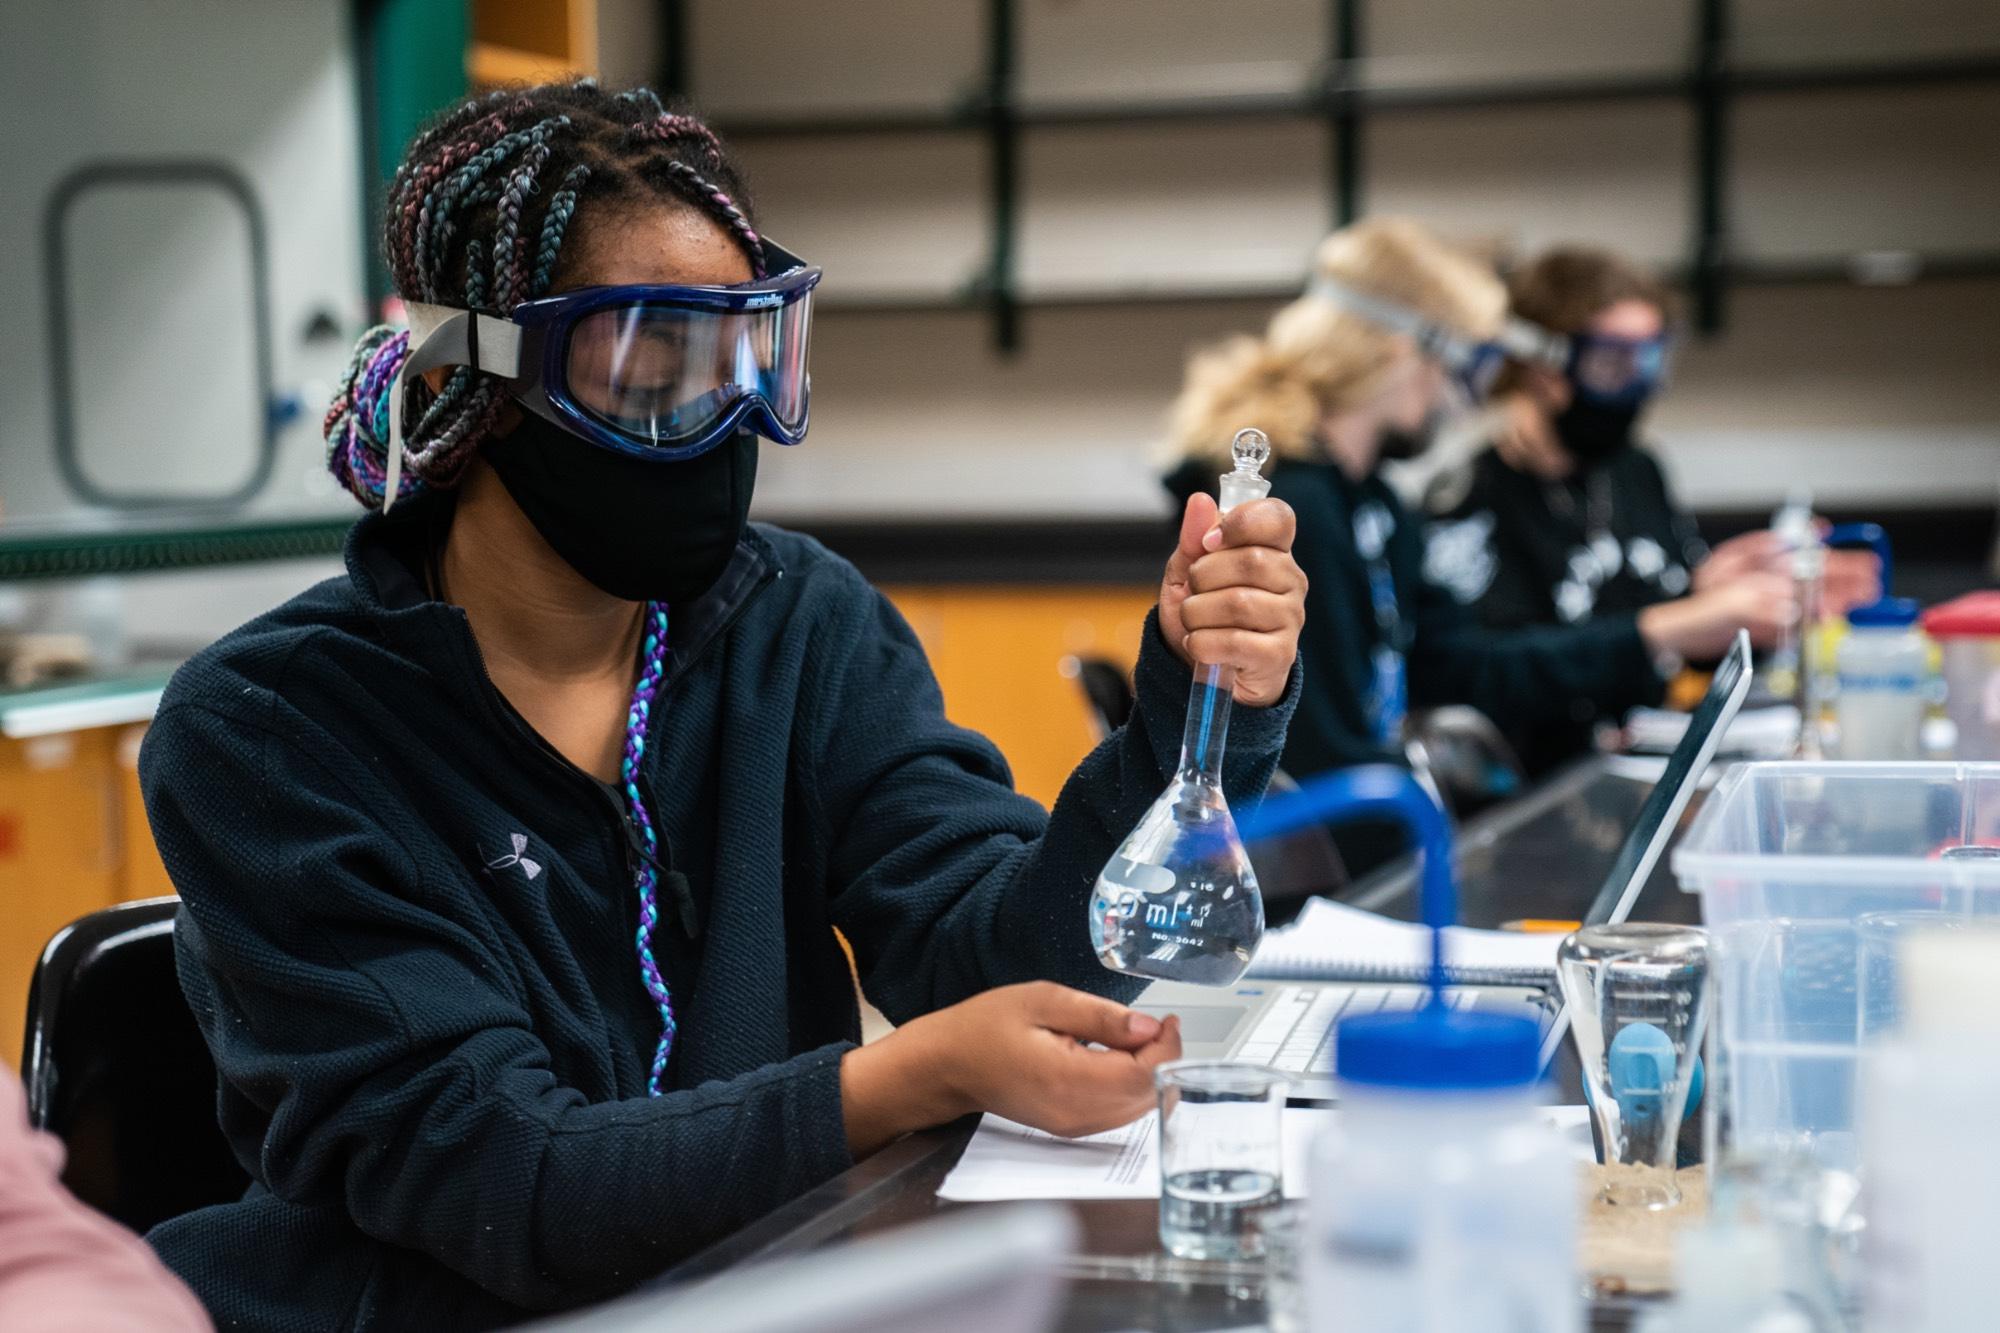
[1492,392,1573,481]
[1158,492,1308,707]
[1638,571,1799,660]
[839,982,1183,1156]
[1695,529,1791,591]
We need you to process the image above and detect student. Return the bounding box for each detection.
[1165,219,1783,873]
[0,1070,210,1331]
[140,84,1307,1329]
[1423,245,1878,769]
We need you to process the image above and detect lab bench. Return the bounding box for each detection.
[635,754,1684,1332]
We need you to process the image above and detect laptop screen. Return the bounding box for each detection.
[1582,630,1754,929]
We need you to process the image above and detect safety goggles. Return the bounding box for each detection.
[1310,277,1514,404]
[1558,329,1673,408]
[386,240,819,506]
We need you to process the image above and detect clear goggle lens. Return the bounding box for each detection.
[564,297,810,447]
[1569,334,1670,402]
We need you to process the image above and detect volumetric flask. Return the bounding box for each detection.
[1092,429,1271,985]
[1157,1060,1286,1262]
[1558,923,1709,1208]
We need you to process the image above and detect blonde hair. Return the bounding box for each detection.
[1167,218,1507,466]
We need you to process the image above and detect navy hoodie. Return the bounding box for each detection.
[139,502,1297,1330]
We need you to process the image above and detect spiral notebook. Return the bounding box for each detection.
[1245,897,1561,987]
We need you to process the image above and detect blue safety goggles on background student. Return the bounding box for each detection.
[1557,328,1673,408]
[384,238,821,504]
[1313,273,1676,413]
[1502,316,1676,409]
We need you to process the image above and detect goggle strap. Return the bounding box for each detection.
[383,304,523,511]
[1498,317,1570,371]
[1309,275,1476,369]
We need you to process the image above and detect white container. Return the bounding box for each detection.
[1833,600,1928,761]
[1305,1011,1578,1333]
[1860,927,2000,1332]
[1672,762,2000,1184]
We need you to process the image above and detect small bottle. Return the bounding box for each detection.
[1860,926,2000,1332]
[1834,597,1928,760]
[1764,492,1819,703]
[1305,1003,1579,1333]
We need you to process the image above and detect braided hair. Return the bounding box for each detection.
[324,82,766,509]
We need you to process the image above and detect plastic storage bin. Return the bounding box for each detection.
[1672,762,2000,1178]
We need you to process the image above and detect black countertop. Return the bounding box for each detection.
[629,755,1692,1331]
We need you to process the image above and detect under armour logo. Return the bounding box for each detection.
[486,832,542,881]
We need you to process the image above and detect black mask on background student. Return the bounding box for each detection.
[485,415,758,604]
[1552,395,1644,468]
[1376,408,1445,463]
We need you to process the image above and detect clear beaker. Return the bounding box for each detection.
[1255,1201,1308,1333]
[1156,1060,1285,1261]
[1558,922,1709,1208]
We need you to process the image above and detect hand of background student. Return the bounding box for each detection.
[1695,529,1791,590]
[1158,493,1308,707]
[1639,570,1799,660]
[839,983,1182,1156]
[1492,392,1574,481]
[1698,529,1880,615]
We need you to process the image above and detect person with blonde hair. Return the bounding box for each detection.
[1165,219,1787,872]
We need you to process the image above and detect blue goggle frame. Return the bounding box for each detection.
[1561,329,1673,408]
[387,239,819,506]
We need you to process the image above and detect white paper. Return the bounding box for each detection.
[937,1107,1327,1202]
[1247,896,1560,979]
[1624,703,1798,758]
[937,1105,1595,1202]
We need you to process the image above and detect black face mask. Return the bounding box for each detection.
[1376,408,1444,463]
[484,414,758,605]
[1553,395,1644,467]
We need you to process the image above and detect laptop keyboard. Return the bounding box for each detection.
[1241,985,1485,1076]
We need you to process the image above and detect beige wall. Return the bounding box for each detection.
[681,0,2000,522]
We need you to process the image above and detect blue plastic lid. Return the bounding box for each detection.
[1335,1004,1542,1090]
[1848,596,1922,628]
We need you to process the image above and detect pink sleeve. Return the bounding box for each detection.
[0,1071,211,1332]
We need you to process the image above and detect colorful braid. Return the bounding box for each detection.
[623,602,677,1095]
[324,326,425,506]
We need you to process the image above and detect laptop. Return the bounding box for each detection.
[1135,631,1753,1100]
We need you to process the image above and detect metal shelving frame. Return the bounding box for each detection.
[662,0,2000,344]
[7,2,1993,581]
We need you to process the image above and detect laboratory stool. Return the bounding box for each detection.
[21,896,248,1233]
[1404,705,1526,819]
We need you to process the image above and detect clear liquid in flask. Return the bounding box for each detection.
[1091,671,1265,985]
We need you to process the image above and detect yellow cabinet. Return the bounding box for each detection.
[0,728,124,1067]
